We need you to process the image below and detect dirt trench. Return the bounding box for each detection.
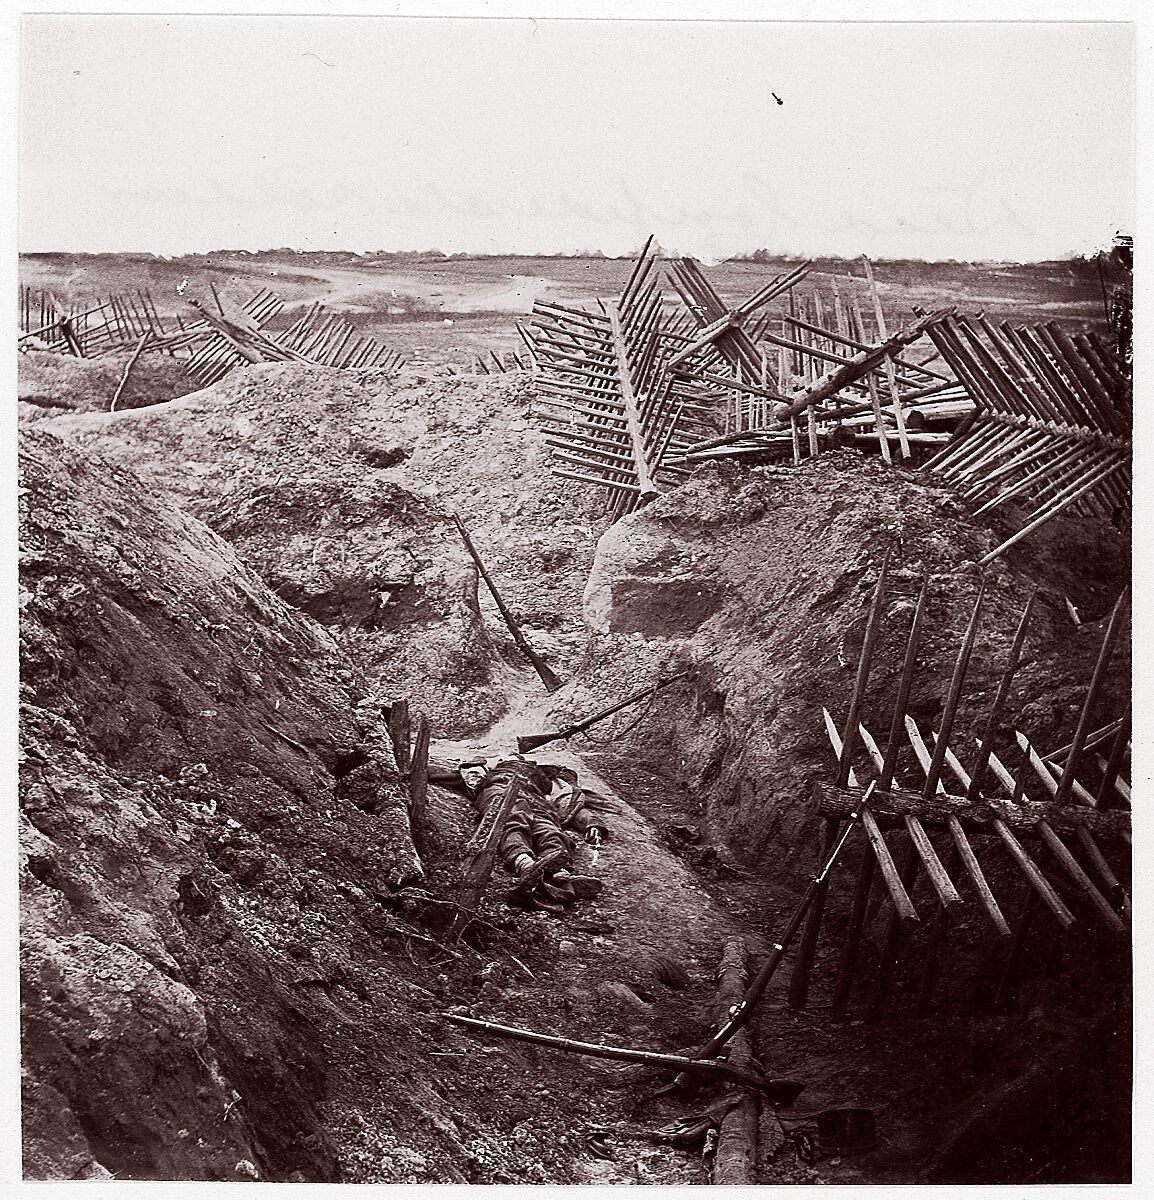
[19,363,1130,1184]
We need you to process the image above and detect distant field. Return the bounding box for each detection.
[20,249,1117,369]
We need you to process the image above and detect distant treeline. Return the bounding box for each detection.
[21,247,1122,273]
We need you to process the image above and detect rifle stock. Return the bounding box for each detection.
[516,730,561,754]
[452,513,563,693]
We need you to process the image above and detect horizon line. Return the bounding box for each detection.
[19,244,1126,268]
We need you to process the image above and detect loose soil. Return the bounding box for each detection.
[19,292,1130,1184]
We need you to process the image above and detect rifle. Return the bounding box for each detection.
[687,783,873,1069]
[452,513,562,693]
[516,672,690,754]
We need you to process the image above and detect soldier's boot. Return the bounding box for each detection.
[505,849,568,907]
[553,871,603,900]
[540,878,576,906]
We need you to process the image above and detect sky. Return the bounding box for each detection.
[16,14,1138,262]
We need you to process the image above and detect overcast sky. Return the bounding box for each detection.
[18,15,1134,261]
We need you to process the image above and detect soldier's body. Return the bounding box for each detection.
[457,755,608,913]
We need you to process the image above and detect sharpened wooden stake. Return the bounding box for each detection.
[967,592,1037,801]
[868,586,983,1019]
[861,255,912,459]
[1035,822,1126,933]
[1095,706,1131,810]
[917,735,1012,937]
[790,552,891,1009]
[861,807,919,922]
[830,578,928,1022]
[1055,588,1130,806]
[972,740,1078,928]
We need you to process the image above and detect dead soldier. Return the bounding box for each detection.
[458,756,608,913]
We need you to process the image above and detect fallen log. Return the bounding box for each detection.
[712,939,759,1184]
[772,309,954,421]
[815,782,1129,840]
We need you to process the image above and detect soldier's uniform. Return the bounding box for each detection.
[467,756,608,911]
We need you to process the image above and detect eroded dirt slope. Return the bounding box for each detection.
[40,363,606,735]
[20,428,429,1180]
[19,422,806,1187]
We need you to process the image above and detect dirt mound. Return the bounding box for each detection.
[19,427,438,1180]
[40,363,607,735]
[18,348,197,419]
[563,452,1126,881]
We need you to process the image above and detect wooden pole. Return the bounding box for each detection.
[442,1013,803,1100]
[1094,705,1131,810]
[789,553,890,1009]
[861,807,919,921]
[1054,588,1130,806]
[861,255,912,459]
[110,332,151,412]
[867,586,982,1019]
[829,577,928,1021]
[409,713,431,832]
[1035,822,1125,932]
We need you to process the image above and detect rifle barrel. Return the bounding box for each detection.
[516,674,688,752]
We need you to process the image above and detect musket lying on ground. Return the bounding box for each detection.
[671,783,873,1088]
[452,513,563,693]
[516,672,690,754]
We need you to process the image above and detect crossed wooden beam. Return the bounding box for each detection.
[21,283,403,388]
[919,313,1130,562]
[20,286,170,359]
[531,237,702,518]
[788,556,1129,1022]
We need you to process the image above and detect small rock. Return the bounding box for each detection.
[597,981,653,1013]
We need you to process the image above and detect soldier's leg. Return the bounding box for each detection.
[529,814,573,872]
[499,808,535,877]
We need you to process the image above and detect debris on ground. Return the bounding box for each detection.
[18,244,1131,1185]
